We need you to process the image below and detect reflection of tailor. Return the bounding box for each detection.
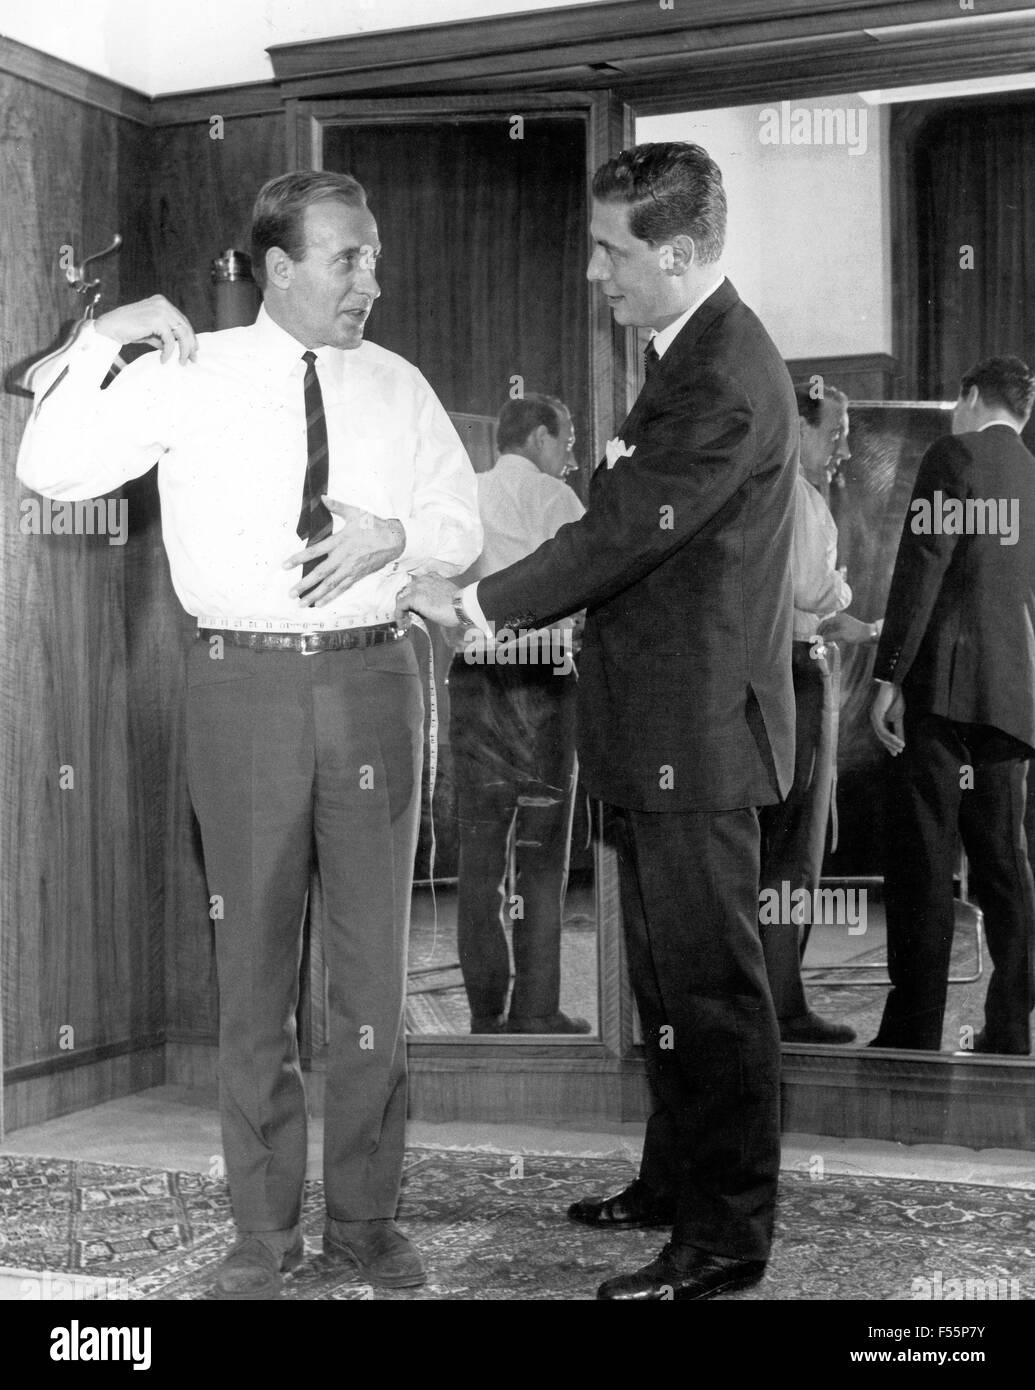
[18,496,128,546]
[909,490,1018,545]
[757,883,867,934]
[462,624,573,674]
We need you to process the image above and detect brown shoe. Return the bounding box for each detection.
[214,1233,304,1300]
[322,1218,425,1288]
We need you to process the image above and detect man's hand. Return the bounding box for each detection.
[395,574,463,628]
[285,499,405,605]
[819,613,879,644]
[95,295,199,364]
[870,681,906,756]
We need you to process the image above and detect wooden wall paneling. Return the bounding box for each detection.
[1,72,163,1132]
[784,353,898,402]
[148,113,285,335]
[147,111,288,1049]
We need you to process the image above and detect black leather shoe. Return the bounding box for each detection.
[597,1244,766,1301]
[470,1014,507,1034]
[507,1011,591,1034]
[323,1218,425,1288]
[780,1011,856,1044]
[970,1030,1030,1055]
[568,1179,675,1229]
[214,1233,304,1300]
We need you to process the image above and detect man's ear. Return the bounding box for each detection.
[657,235,694,274]
[265,246,293,290]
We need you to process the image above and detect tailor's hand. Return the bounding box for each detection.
[285,499,405,605]
[819,613,879,644]
[395,574,463,628]
[95,295,198,364]
[870,681,905,756]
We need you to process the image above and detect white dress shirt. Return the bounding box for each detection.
[17,308,481,631]
[467,453,585,581]
[791,473,852,639]
[453,452,584,645]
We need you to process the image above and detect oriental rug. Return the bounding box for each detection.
[1,1149,1032,1301]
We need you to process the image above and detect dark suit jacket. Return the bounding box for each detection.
[875,424,1035,751]
[476,279,798,812]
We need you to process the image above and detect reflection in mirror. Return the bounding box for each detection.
[320,115,600,1037]
[407,402,598,1038]
[638,93,1035,1056]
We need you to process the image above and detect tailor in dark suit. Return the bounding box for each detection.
[872,417,1035,1052]
[400,142,798,1299]
[476,273,798,1261]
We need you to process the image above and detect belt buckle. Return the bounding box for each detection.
[300,632,320,656]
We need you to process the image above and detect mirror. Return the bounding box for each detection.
[637,89,1035,1057]
[320,112,600,1037]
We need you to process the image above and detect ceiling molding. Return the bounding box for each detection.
[266,0,1035,99]
[0,34,150,125]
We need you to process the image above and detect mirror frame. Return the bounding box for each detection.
[288,13,1035,1148]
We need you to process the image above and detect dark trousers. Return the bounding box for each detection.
[184,634,423,1232]
[759,641,836,1019]
[612,804,781,1261]
[449,655,576,1021]
[875,711,1035,1052]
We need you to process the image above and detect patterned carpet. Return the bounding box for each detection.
[1,1149,1032,1300]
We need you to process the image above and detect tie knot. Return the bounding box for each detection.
[643,340,660,380]
[302,350,318,369]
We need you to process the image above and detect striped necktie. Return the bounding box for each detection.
[297,350,333,585]
[643,339,660,382]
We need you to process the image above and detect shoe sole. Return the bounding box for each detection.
[568,1209,675,1230]
[677,1268,766,1301]
[321,1234,427,1288]
[596,1267,766,1301]
[213,1244,304,1300]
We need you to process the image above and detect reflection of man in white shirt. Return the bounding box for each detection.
[449,395,589,1035]
[16,171,481,1298]
[758,384,880,1045]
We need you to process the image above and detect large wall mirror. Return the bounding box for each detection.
[299,97,624,1045]
[638,85,1035,1062]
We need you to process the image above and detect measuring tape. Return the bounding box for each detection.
[409,615,439,954]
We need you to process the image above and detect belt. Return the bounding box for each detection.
[197,622,408,654]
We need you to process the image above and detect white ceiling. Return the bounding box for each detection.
[0,0,601,96]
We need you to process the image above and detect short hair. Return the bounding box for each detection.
[496,394,568,455]
[959,355,1035,422]
[250,170,368,290]
[591,142,727,262]
[794,381,848,428]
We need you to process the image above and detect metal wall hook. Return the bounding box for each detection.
[12,233,123,393]
[66,233,123,318]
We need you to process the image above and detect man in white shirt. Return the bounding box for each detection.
[759,383,881,1045]
[449,394,588,1034]
[16,170,481,1298]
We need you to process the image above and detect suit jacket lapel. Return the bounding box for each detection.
[615,279,742,444]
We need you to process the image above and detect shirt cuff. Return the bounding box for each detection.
[461,582,495,639]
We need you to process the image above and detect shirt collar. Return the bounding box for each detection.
[251,304,334,377]
[494,452,541,476]
[649,274,726,360]
[977,419,1021,433]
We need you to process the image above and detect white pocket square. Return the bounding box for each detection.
[604,437,636,469]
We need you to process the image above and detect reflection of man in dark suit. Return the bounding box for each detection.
[400,143,797,1300]
[870,356,1035,1054]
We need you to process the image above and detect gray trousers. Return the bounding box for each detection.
[185,633,423,1233]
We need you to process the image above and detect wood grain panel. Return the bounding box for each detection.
[147,111,287,1044]
[0,72,162,1132]
[149,114,285,335]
